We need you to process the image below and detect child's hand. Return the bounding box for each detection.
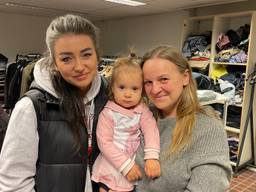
[125,163,142,182]
[144,159,161,179]
[99,187,113,192]
[99,187,107,192]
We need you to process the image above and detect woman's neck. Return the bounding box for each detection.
[162,110,177,118]
[79,84,91,97]
[161,98,181,118]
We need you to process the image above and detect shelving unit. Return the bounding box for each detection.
[212,62,247,66]
[225,126,240,134]
[181,15,214,73]
[181,11,256,169]
[198,90,228,127]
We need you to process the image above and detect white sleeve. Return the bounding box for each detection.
[0,97,38,192]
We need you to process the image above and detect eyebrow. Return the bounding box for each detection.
[58,48,92,56]
[159,74,169,77]
[80,48,92,53]
[144,74,169,79]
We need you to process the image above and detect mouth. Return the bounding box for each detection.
[73,73,89,80]
[123,100,132,103]
[152,94,167,101]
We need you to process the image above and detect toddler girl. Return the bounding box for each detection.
[92,57,160,192]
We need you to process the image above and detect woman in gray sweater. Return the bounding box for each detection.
[135,45,232,192]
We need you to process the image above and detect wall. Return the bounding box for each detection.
[194,0,256,16]
[0,10,189,61]
[0,12,52,62]
[97,11,189,57]
[1,0,255,60]
[97,0,256,57]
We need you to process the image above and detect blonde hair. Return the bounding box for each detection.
[108,57,142,100]
[141,45,217,156]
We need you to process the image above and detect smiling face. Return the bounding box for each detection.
[54,34,98,93]
[143,57,189,117]
[112,67,143,109]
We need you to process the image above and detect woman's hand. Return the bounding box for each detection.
[125,163,142,182]
[144,159,161,179]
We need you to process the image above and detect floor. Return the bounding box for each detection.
[227,168,256,192]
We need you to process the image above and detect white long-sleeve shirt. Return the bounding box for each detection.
[0,97,38,192]
[0,60,102,192]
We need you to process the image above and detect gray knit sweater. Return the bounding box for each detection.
[136,113,232,192]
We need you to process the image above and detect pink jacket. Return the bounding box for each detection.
[92,101,160,191]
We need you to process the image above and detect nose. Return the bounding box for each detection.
[124,89,132,98]
[74,58,84,72]
[150,82,161,95]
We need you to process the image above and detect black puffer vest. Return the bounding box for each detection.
[26,79,108,192]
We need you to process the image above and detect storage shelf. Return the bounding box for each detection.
[188,60,209,69]
[198,91,228,106]
[232,103,243,107]
[225,126,240,134]
[182,10,256,168]
[212,62,247,66]
[230,161,237,166]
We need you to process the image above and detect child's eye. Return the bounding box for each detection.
[119,85,125,90]
[132,87,138,91]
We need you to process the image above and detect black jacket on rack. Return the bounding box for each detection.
[4,54,41,110]
[4,61,28,109]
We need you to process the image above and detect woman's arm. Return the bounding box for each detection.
[0,97,38,192]
[185,117,232,192]
[185,162,231,192]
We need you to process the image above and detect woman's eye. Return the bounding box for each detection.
[82,53,92,58]
[144,81,152,85]
[61,57,71,63]
[160,77,169,83]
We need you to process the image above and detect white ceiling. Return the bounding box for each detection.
[0,0,248,21]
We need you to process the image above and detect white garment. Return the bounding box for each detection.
[84,167,92,192]
[0,59,101,192]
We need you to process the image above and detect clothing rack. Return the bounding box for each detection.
[98,57,116,79]
[99,57,115,68]
[16,53,41,63]
[0,54,8,64]
[4,53,41,110]
[234,63,256,174]
[0,54,8,104]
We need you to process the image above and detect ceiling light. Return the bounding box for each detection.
[104,0,146,6]
[4,2,44,10]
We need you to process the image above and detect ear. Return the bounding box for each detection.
[111,84,115,94]
[183,69,190,86]
[53,62,59,72]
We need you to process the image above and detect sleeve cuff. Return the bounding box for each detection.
[144,148,160,160]
[119,158,135,176]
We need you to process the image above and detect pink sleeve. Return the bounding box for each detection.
[96,108,132,172]
[140,104,160,160]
